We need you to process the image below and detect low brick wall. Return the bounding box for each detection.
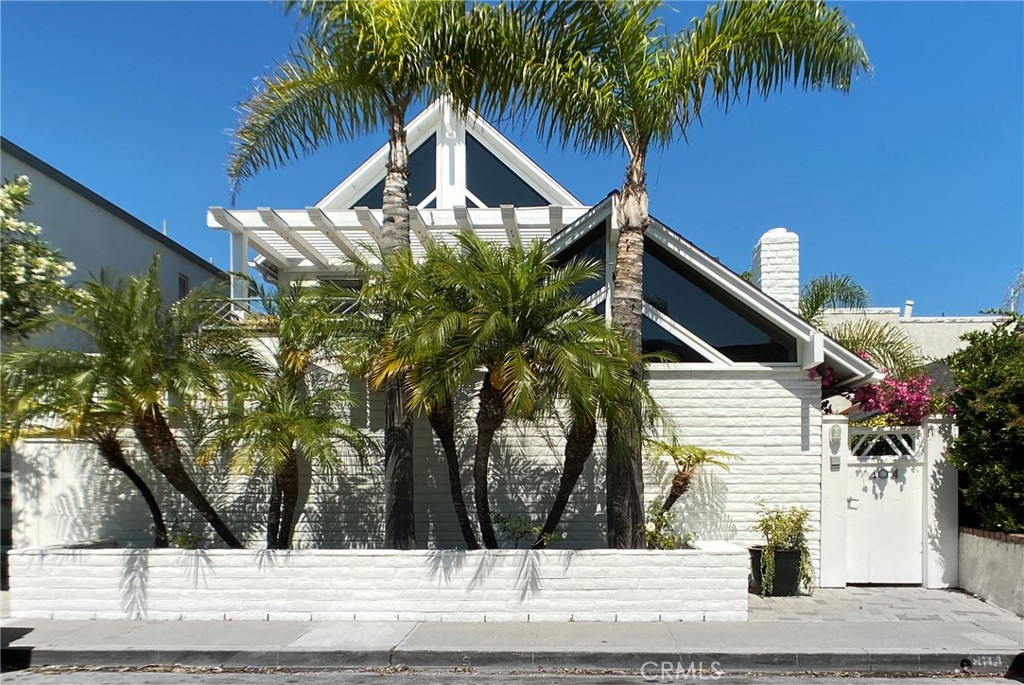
[958,528,1024,617]
[8,541,748,622]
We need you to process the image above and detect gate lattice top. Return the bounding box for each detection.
[849,427,923,458]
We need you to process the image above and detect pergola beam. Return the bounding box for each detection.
[410,207,435,249]
[210,207,295,269]
[307,207,363,263]
[453,205,474,235]
[258,207,328,269]
[499,204,521,248]
[354,207,384,246]
[548,205,564,236]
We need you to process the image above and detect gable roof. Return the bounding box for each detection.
[1,137,222,277]
[548,192,881,390]
[317,99,582,211]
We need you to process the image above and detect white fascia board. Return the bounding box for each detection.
[545,194,614,255]
[316,100,444,210]
[466,112,583,207]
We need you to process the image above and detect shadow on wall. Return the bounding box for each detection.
[648,453,738,542]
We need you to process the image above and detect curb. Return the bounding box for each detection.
[3,648,1016,674]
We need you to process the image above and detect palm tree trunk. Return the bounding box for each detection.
[381,102,417,550]
[474,372,506,549]
[131,406,243,549]
[95,433,168,548]
[532,417,596,549]
[276,449,300,549]
[266,476,282,549]
[661,470,693,512]
[607,143,650,549]
[427,398,479,550]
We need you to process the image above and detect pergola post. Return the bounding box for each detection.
[229,230,250,312]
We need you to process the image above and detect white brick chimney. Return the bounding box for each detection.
[751,227,800,311]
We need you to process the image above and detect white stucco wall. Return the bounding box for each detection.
[821,308,999,361]
[8,544,748,622]
[1,145,222,350]
[10,367,822,575]
[959,529,1024,617]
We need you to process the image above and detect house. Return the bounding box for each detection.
[14,101,957,592]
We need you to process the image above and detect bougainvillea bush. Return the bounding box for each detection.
[852,374,939,426]
[945,316,1023,532]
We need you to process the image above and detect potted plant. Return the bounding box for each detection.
[750,504,814,596]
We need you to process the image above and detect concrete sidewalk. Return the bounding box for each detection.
[3,588,1022,674]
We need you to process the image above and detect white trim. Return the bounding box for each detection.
[642,303,733,366]
[316,100,583,212]
[417,190,438,209]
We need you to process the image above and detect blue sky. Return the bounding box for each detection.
[2,1,1021,316]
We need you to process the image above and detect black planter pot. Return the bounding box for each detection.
[749,546,803,596]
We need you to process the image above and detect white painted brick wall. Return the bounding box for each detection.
[751,228,799,311]
[11,368,822,578]
[8,543,748,622]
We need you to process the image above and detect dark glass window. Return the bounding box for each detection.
[643,240,797,362]
[350,134,437,208]
[466,134,548,207]
[642,316,709,363]
[552,222,606,301]
[178,273,190,300]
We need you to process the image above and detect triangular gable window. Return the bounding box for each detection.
[466,134,548,207]
[551,222,607,302]
[643,240,797,363]
[350,134,437,208]
[642,316,711,363]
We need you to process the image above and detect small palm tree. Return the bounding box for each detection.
[229,0,498,550]
[490,0,871,548]
[2,351,169,547]
[647,438,738,513]
[800,273,922,379]
[206,281,377,549]
[374,234,635,549]
[48,258,258,548]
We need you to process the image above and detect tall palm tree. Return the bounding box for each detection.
[2,351,169,547]
[494,0,871,547]
[50,259,257,548]
[228,0,498,550]
[800,273,922,378]
[375,234,636,548]
[205,281,377,549]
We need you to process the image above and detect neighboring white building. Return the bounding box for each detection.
[821,301,1000,363]
[0,138,223,345]
[16,102,963,590]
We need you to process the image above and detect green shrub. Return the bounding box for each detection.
[945,316,1024,532]
[752,503,814,595]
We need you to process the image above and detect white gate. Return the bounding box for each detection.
[845,427,924,584]
[819,416,959,589]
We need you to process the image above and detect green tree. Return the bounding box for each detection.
[0,176,74,341]
[48,258,257,548]
[228,0,496,550]
[945,316,1024,532]
[2,350,169,547]
[497,0,870,547]
[374,233,636,549]
[205,281,377,549]
[800,273,922,379]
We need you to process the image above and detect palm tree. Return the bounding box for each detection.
[800,273,922,378]
[228,0,500,550]
[647,439,737,513]
[50,259,257,548]
[205,281,377,549]
[493,0,871,547]
[2,350,169,547]
[375,233,635,549]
